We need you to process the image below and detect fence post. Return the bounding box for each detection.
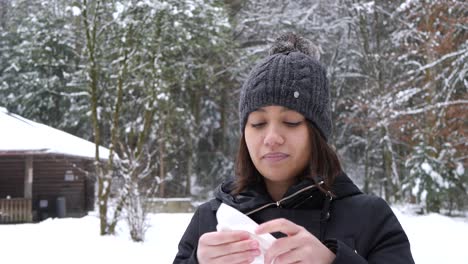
[0,198,32,223]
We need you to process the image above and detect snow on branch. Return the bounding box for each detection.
[406,48,468,76]
[297,4,318,25]
[391,100,468,118]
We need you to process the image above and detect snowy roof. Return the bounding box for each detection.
[0,107,110,159]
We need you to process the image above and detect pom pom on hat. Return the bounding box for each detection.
[269,32,321,60]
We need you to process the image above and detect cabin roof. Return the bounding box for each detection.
[0,107,109,159]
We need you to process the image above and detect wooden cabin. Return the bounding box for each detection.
[0,107,109,223]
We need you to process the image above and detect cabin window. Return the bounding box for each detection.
[64,170,75,181]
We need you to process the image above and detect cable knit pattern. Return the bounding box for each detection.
[239,50,332,141]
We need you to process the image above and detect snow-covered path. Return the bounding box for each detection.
[394,208,468,263]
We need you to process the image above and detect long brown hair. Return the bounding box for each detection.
[232,121,342,195]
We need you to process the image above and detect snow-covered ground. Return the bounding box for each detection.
[1,207,467,264]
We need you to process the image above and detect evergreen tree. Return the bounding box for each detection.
[0,0,86,134]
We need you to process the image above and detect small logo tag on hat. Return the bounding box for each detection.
[294,91,300,98]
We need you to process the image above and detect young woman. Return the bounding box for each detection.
[173,33,414,264]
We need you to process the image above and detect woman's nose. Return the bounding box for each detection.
[263,126,284,147]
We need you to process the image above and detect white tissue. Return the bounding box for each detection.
[216,203,276,264]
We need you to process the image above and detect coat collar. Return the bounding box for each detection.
[213,172,362,214]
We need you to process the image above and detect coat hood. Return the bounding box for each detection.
[213,172,362,214]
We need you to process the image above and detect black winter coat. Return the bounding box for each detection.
[173,173,415,264]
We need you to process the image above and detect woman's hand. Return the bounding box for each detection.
[255,218,335,264]
[197,230,261,264]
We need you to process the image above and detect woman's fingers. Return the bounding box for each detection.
[218,237,260,256]
[255,218,302,236]
[197,230,261,263]
[263,236,309,264]
[255,218,334,264]
[213,248,261,264]
[263,235,302,263]
[268,245,308,264]
[200,230,251,246]
[255,219,305,263]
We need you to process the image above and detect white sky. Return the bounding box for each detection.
[0,207,467,263]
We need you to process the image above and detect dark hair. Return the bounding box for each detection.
[232,122,342,195]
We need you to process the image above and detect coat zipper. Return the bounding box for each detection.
[245,181,324,216]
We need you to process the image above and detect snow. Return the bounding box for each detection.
[456,162,465,176]
[0,107,110,159]
[157,93,169,100]
[113,2,125,19]
[421,161,445,187]
[0,207,467,264]
[352,1,375,14]
[395,88,421,105]
[394,207,468,263]
[397,0,417,12]
[65,6,81,16]
[411,178,420,196]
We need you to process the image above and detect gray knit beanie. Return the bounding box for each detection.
[239,33,332,141]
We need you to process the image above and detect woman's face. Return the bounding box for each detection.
[244,105,311,188]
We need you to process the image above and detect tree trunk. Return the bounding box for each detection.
[186,138,193,196]
[363,133,370,193]
[382,132,392,202]
[82,0,109,235]
[159,126,166,197]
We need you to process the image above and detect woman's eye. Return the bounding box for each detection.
[251,122,266,128]
[284,121,302,127]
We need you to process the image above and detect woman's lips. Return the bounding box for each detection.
[262,152,289,162]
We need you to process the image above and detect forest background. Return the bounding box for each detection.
[1,0,466,238]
